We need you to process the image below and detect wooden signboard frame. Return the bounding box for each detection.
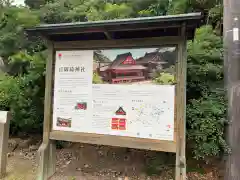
[27,13,201,180]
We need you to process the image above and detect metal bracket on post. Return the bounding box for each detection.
[0,111,11,178]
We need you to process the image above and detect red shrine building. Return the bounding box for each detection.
[101,52,147,84]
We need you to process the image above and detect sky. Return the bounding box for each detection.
[12,0,25,5]
[102,48,157,61]
[101,47,176,61]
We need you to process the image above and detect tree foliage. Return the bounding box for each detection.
[24,0,46,9]
[0,6,40,60]
[153,72,175,85]
[0,0,225,160]
[0,51,46,134]
[185,25,226,159]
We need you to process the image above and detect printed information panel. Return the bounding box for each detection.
[53,48,176,141]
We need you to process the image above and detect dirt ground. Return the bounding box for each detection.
[1,137,222,180]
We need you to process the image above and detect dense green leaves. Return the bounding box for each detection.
[187,91,228,159]
[0,52,46,134]
[186,26,226,159]
[0,6,40,60]
[153,73,175,85]
[24,0,46,9]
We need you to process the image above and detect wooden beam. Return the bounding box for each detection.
[50,131,177,153]
[104,31,112,40]
[42,23,182,36]
[54,36,181,50]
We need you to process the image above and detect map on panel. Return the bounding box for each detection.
[131,103,166,125]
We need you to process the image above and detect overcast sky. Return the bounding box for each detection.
[102,47,176,61]
[102,48,157,61]
[13,0,25,5]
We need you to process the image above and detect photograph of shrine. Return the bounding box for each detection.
[56,117,72,128]
[93,47,176,84]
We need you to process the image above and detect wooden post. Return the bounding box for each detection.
[224,0,240,179]
[0,111,11,178]
[37,41,56,180]
[175,24,187,180]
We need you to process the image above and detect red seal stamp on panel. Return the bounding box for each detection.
[111,118,126,130]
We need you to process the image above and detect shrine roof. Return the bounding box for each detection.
[109,52,132,68]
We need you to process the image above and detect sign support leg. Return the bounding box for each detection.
[37,41,56,180]
[37,140,56,180]
[175,23,187,180]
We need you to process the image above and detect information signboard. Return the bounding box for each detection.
[26,12,202,180]
[52,48,176,141]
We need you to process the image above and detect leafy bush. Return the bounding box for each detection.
[187,26,223,100]
[92,72,103,84]
[0,74,20,110]
[0,51,46,134]
[186,26,227,159]
[187,91,228,159]
[153,72,175,85]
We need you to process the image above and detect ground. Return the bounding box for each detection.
[1,137,222,180]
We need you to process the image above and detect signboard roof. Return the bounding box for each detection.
[26,13,202,41]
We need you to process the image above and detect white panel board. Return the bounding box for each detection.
[53,49,176,141]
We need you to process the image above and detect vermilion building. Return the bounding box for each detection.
[102,52,147,83]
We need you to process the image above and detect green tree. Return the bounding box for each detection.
[102,3,133,20]
[153,72,175,85]
[25,0,46,9]
[138,0,169,17]
[186,26,226,159]
[187,26,223,100]
[92,72,103,84]
[0,0,13,7]
[0,51,46,134]
[0,6,40,61]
